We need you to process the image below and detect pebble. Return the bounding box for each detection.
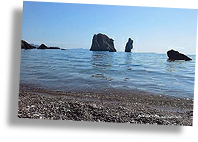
[92,104,97,108]
[33,114,39,117]
[66,109,71,112]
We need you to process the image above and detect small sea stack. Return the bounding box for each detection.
[125,38,133,52]
[90,33,117,52]
[167,49,192,61]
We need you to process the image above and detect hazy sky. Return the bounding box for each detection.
[22,1,197,54]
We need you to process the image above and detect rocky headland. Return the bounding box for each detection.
[125,38,133,52]
[90,33,117,52]
[21,40,36,49]
[167,49,192,61]
[21,40,60,50]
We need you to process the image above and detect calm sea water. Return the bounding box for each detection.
[20,49,196,99]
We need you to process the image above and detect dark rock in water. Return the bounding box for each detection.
[61,48,66,50]
[90,33,116,52]
[21,40,36,49]
[125,38,133,52]
[37,44,48,49]
[167,49,192,61]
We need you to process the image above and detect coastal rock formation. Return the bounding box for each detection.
[37,44,60,49]
[125,38,133,52]
[37,44,48,49]
[90,33,116,52]
[167,49,192,61]
[21,40,60,50]
[21,40,36,49]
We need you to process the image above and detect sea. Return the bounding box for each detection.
[20,49,196,99]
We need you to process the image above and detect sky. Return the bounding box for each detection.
[22,1,197,54]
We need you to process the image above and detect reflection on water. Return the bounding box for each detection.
[166,60,185,72]
[91,51,113,70]
[124,52,133,65]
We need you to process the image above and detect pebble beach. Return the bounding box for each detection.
[18,87,193,126]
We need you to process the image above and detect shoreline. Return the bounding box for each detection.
[18,85,194,126]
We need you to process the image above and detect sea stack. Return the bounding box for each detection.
[21,40,36,49]
[125,38,133,52]
[167,49,192,61]
[90,33,116,52]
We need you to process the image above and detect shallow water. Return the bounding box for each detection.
[20,49,196,99]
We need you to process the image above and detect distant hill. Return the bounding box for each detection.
[30,44,39,48]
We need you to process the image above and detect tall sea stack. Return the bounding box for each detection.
[90,33,116,52]
[125,38,133,52]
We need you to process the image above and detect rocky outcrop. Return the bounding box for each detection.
[37,44,48,49]
[167,49,192,61]
[21,40,60,50]
[21,40,36,49]
[125,38,133,52]
[90,33,116,52]
[37,44,60,49]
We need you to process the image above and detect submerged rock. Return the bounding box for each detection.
[167,49,192,61]
[125,38,133,52]
[90,33,116,52]
[21,40,36,49]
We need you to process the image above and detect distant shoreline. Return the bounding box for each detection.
[18,84,193,126]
